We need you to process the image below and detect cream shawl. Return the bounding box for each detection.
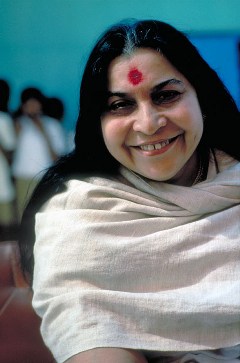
[33,151,240,363]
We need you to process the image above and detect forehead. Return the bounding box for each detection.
[107,48,184,89]
[24,98,42,105]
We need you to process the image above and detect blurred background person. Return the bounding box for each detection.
[43,96,64,122]
[0,79,17,236]
[43,96,75,152]
[12,87,66,220]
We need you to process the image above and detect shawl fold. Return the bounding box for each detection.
[33,152,240,363]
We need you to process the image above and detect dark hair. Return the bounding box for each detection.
[43,97,64,121]
[19,19,240,281]
[21,87,45,105]
[0,79,10,112]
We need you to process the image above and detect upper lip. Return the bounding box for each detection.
[132,134,181,147]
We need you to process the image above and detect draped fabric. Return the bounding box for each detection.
[33,151,240,363]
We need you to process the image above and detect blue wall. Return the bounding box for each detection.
[0,0,240,130]
[191,35,240,107]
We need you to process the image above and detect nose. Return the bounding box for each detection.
[132,103,167,135]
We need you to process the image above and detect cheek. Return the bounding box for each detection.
[185,109,204,149]
[101,119,129,163]
[190,106,204,136]
[101,117,130,147]
[181,99,203,131]
[101,119,122,149]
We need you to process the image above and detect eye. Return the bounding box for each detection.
[152,90,181,105]
[108,99,135,113]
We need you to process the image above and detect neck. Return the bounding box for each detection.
[168,153,204,187]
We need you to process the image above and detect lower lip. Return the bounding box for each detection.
[135,136,179,156]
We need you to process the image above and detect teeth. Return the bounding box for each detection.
[140,139,169,151]
[142,144,155,151]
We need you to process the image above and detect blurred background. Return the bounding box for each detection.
[1,0,240,133]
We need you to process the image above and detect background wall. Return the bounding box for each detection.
[0,0,240,132]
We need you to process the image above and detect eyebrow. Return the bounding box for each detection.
[107,78,183,98]
[152,78,183,92]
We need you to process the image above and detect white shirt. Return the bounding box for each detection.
[0,111,16,202]
[12,115,66,179]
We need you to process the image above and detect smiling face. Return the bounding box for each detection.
[101,48,204,186]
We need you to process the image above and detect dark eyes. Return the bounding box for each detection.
[152,90,181,104]
[107,90,181,114]
[108,100,134,112]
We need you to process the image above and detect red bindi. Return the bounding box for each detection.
[128,68,143,85]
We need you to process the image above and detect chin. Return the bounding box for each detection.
[138,170,175,182]
[137,165,179,182]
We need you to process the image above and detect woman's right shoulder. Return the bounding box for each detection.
[40,174,123,213]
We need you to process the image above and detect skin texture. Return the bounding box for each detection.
[101,48,204,186]
[64,348,148,363]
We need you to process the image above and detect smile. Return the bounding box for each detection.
[138,136,178,151]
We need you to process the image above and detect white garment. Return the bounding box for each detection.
[33,151,240,363]
[12,115,66,179]
[0,111,16,202]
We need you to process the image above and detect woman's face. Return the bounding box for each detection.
[22,98,42,118]
[101,48,203,185]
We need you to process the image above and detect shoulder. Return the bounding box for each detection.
[41,175,125,211]
[208,149,239,177]
[0,111,14,129]
[0,111,12,122]
[40,172,149,214]
[214,149,239,170]
[41,115,63,130]
[0,112,16,145]
[207,149,240,185]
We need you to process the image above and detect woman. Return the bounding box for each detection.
[19,20,240,363]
